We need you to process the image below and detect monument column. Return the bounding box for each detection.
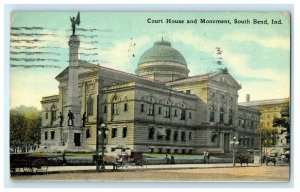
[64,35,81,147]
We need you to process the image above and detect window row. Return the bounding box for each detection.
[209,106,233,124]
[44,131,55,140]
[148,127,192,141]
[238,119,257,129]
[141,104,192,120]
[238,137,255,146]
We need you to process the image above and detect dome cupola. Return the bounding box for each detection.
[136,39,189,82]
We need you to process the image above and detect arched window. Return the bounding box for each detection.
[50,104,56,125]
[87,96,93,116]
[228,108,233,125]
[219,107,224,123]
[211,133,218,142]
[210,105,215,122]
[148,103,154,115]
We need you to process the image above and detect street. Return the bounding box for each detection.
[11,164,289,182]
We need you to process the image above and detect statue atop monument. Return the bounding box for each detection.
[70,12,80,36]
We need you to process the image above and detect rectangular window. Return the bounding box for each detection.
[166,149,171,154]
[189,132,192,140]
[180,109,186,120]
[158,148,163,154]
[189,149,193,154]
[45,112,48,119]
[124,103,128,111]
[157,134,163,140]
[173,131,178,141]
[86,129,91,138]
[158,107,162,114]
[174,149,178,154]
[122,127,127,138]
[141,104,144,112]
[174,109,177,117]
[44,131,48,140]
[181,149,186,154]
[181,131,186,141]
[242,120,245,128]
[148,104,154,115]
[51,111,56,121]
[251,121,254,129]
[210,111,215,122]
[112,128,117,138]
[166,129,171,140]
[103,105,107,113]
[189,112,192,119]
[51,131,55,140]
[164,106,170,118]
[148,127,155,139]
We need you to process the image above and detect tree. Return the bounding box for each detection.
[273,102,290,144]
[10,106,41,152]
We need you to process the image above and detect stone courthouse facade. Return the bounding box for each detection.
[40,36,260,154]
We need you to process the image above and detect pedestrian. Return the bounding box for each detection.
[62,151,67,166]
[165,154,170,164]
[171,155,175,164]
[203,149,207,164]
[206,151,210,164]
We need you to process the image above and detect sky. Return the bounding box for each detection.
[10,12,290,109]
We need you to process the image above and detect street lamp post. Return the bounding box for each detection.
[100,123,107,171]
[232,135,237,167]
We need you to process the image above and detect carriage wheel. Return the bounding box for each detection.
[121,161,130,169]
[136,160,145,168]
[32,159,48,173]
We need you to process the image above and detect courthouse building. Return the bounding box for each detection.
[40,36,260,154]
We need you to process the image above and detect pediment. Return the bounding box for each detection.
[55,60,98,81]
[209,72,242,90]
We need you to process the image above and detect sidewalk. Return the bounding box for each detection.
[44,163,260,174]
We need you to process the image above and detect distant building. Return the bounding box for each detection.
[240,97,290,155]
[40,36,260,154]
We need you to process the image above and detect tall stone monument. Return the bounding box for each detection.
[57,12,86,149]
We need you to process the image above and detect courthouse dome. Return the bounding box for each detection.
[138,40,187,66]
[136,39,189,82]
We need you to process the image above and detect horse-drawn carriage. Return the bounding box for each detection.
[92,151,145,171]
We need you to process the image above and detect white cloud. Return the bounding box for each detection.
[169,30,289,83]
[223,33,290,50]
[99,36,151,72]
[222,49,289,83]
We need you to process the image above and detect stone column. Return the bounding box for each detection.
[64,35,81,127]
[219,132,224,149]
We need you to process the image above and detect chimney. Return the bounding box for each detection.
[246,94,250,102]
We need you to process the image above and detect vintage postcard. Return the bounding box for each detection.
[9,11,290,182]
